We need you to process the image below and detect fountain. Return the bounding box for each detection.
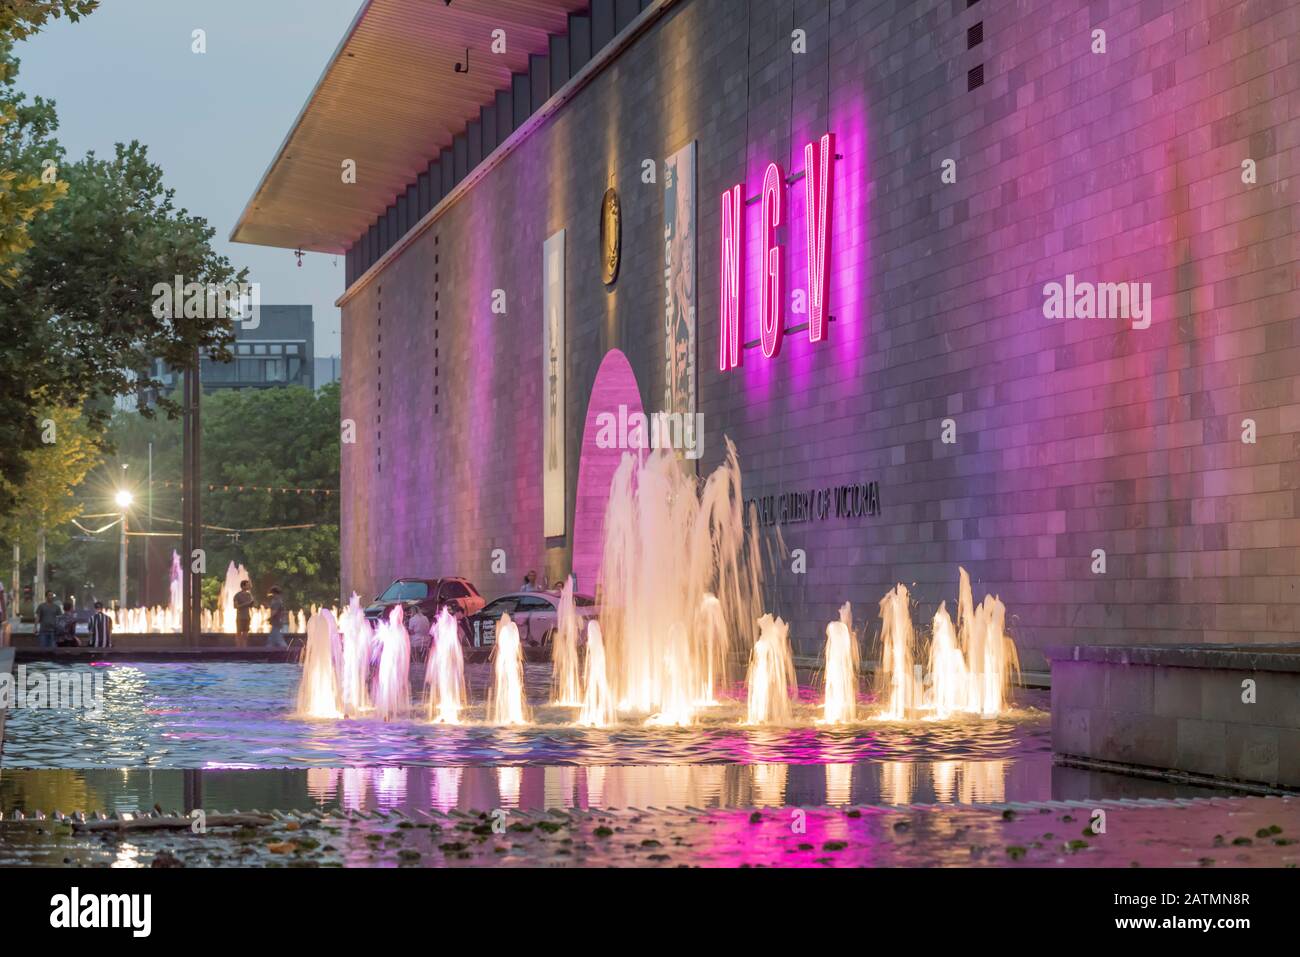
[296,609,343,719]
[874,569,1021,720]
[168,551,183,618]
[956,568,1020,716]
[371,605,411,722]
[745,613,796,724]
[819,602,858,724]
[488,612,528,725]
[596,440,766,725]
[425,608,466,724]
[577,620,616,727]
[875,584,919,720]
[107,555,318,635]
[338,593,373,715]
[927,602,967,719]
[550,576,583,706]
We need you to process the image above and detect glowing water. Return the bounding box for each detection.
[957,568,1020,716]
[745,614,796,725]
[550,576,583,706]
[372,606,411,722]
[597,441,766,725]
[488,613,528,725]
[819,602,858,724]
[168,551,183,617]
[425,608,466,724]
[577,620,616,727]
[338,593,372,715]
[927,602,967,719]
[874,569,1021,720]
[876,584,918,720]
[296,609,343,719]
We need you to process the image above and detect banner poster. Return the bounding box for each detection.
[543,228,566,537]
[663,140,697,459]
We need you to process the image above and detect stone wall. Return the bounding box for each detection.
[1050,644,1300,787]
[341,0,1299,668]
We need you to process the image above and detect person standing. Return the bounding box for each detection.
[407,605,431,658]
[56,600,79,647]
[233,579,255,647]
[521,570,538,593]
[35,590,60,649]
[266,586,287,649]
[89,601,113,649]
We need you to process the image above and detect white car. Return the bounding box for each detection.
[466,590,599,658]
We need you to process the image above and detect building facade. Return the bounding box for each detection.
[237,0,1298,668]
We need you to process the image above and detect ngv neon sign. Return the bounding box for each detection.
[720,132,835,371]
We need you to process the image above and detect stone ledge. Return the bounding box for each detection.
[1047,643,1300,673]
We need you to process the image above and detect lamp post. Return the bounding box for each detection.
[115,489,133,610]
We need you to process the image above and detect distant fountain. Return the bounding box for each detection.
[876,584,919,720]
[425,608,466,724]
[597,440,767,725]
[488,613,528,725]
[168,551,183,618]
[577,620,616,727]
[297,609,343,719]
[215,561,252,632]
[372,605,411,722]
[745,614,796,725]
[550,576,583,706]
[819,602,858,724]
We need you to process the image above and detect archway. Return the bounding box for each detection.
[571,349,644,593]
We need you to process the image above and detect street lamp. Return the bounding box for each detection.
[116,489,133,610]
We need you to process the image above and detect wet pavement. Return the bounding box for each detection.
[1,796,1296,868]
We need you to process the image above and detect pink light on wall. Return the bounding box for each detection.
[719,183,744,371]
[803,132,835,344]
[759,161,785,359]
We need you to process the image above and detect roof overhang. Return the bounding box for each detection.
[230,0,589,254]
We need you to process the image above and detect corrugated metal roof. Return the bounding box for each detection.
[230,0,589,254]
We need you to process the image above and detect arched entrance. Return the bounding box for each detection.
[571,349,644,593]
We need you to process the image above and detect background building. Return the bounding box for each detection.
[236,0,1298,668]
[199,305,317,392]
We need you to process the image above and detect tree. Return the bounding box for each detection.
[0,42,245,513]
[45,382,342,611]
[0,2,97,42]
[0,3,95,281]
[201,382,341,608]
[0,400,101,605]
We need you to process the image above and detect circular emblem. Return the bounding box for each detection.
[600,187,621,285]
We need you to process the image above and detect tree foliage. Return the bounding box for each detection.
[0,400,99,553]
[0,40,244,514]
[43,382,342,610]
[0,1,97,42]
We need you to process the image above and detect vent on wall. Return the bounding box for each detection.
[967,63,984,90]
[967,21,983,48]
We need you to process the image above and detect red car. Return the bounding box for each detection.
[363,577,485,630]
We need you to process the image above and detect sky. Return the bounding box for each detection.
[14,0,365,359]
